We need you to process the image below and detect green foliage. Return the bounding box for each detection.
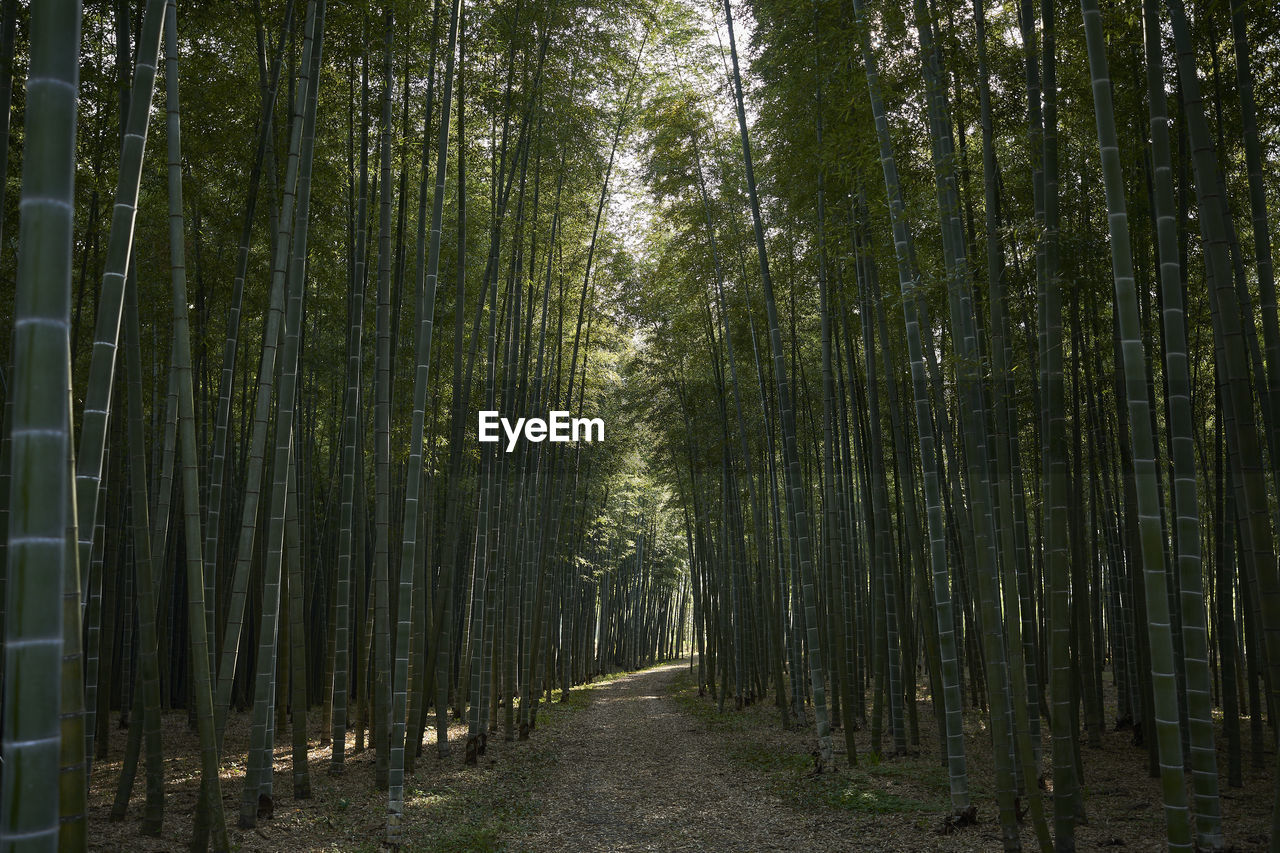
[671,671,946,818]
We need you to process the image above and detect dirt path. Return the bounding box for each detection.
[513,661,849,852]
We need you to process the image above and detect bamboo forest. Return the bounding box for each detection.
[6,0,1280,849]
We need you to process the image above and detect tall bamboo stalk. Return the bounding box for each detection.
[388,0,459,841]
[1142,0,1222,842]
[1,1,82,848]
[1080,0,1191,846]
[721,0,833,768]
[162,4,230,847]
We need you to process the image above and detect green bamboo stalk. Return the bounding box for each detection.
[434,0,467,758]
[161,4,229,848]
[281,0,327,802]
[72,0,166,715]
[212,0,310,745]
[848,0,970,806]
[238,0,324,826]
[108,276,165,834]
[1228,0,1280,499]
[721,0,833,769]
[1165,0,1280,838]
[518,90,565,740]
[81,453,107,777]
[285,441,311,799]
[371,7,395,790]
[1079,1,1191,847]
[1036,1,1082,845]
[907,2,1023,844]
[388,0,459,841]
[972,0,1050,843]
[403,0,445,770]
[1,1,81,847]
[202,0,290,645]
[1141,0,1223,843]
[332,24,375,774]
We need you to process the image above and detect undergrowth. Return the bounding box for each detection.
[670,668,948,819]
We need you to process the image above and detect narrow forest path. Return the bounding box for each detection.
[512,661,849,852]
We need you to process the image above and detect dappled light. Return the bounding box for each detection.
[3,0,1280,849]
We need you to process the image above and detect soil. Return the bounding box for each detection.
[514,661,854,852]
[87,660,1275,852]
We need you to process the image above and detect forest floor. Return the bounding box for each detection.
[89,661,1275,852]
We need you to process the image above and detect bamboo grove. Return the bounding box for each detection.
[3,0,1280,850]
[625,0,1280,850]
[0,0,693,850]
